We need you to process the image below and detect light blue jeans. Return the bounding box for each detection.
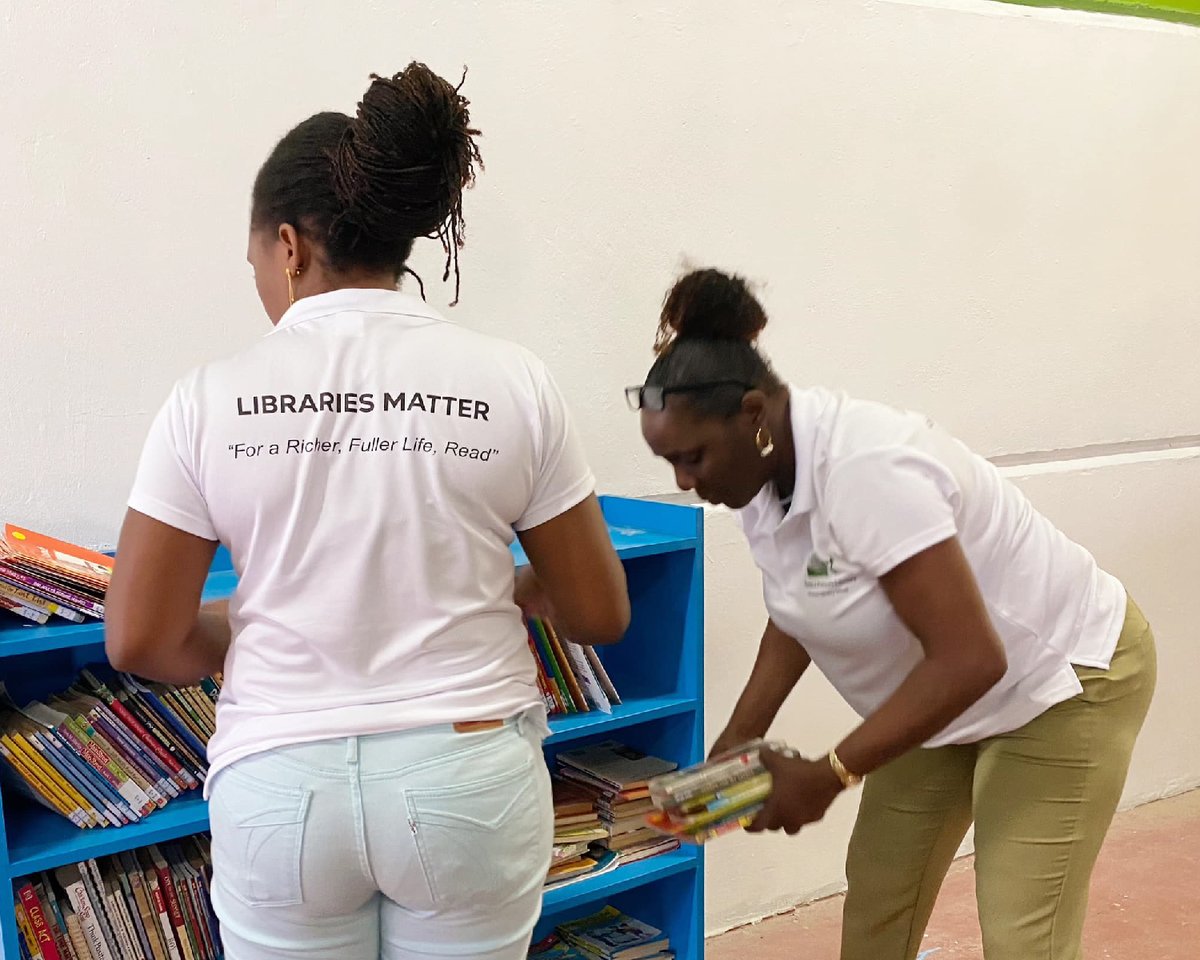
[207,711,553,959]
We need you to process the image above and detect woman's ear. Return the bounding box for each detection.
[741,389,769,427]
[277,223,308,274]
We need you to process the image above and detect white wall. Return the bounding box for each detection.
[3,0,1199,939]
[4,0,1200,541]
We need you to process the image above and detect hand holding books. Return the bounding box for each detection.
[643,739,783,844]
[742,742,845,836]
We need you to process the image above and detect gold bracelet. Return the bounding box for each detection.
[828,747,863,789]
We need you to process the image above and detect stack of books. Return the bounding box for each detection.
[12,839,220,960]
[645,739,777,844]
[0,526,112,625]
[0,668,218,829]
[526,617,621,717]
[530,906,673,959]
[555,741,681,865]
[547,777,613,887]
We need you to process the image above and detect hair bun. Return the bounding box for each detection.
[655,268,768,355]
[330,63,480,243]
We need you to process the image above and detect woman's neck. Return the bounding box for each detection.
[768,392,796,502]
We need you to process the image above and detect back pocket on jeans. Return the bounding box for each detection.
[209,766,311,907]
[405,757,547,908]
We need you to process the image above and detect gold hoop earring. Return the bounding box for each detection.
[756,427,775,459]
[286,267,300,305]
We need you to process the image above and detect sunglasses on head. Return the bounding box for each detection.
[624,380,755,412]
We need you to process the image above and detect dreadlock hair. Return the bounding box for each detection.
[250,62,483,304]
[644,268,784,417]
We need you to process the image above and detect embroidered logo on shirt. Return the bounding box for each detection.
[806,554,836,578]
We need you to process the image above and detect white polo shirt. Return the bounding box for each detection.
[128,288,594,791]
[736,385,1126,747]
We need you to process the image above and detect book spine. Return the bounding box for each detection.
[84,711,164,806]
[140,689,208,762]
[14,899,44,960]
[582,644,622,704]
[0,578,85,621]
[88,707,172,805]
[120,851,168,960]
[0,593,50,624]
[63,908,90,960]
[544,620,589,713]
[103,884,140,960]
[526,634,559,714]
[68,717,152,816]
[531,618,576,712]
[25,734,99,827]
[61,877,116,960]
[110,694,197,790]
[527,622,566,714]
[117,686,205,781]
[38,878,77,960]
[81,860,121,960]
[42,730,128,826]
[1,735,82,825]
[144,867,184,960]
[0,564,103,617]
[152,850,195,960]
[561,637,612,714]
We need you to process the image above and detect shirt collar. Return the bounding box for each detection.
[271,287,445,333]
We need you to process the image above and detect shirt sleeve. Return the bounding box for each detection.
[127,382,218,541]
[514,362,596,532]
[823,446,960,577]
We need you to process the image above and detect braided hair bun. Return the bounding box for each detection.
[251,62,482,302]
[655,269,768,355]
[330,64,482,300]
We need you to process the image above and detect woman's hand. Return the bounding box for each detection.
[745,747,844,836]
[514,567,556,622]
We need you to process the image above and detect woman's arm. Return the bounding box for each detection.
[751,536,1007,834]
[516,494,630,646]
[105,509,226,685]
[709,619,811,758]
[834,536,1007,775]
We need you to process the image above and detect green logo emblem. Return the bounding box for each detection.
[806,554,836,578]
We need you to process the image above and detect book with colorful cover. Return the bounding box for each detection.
[540,618,589,714]
[528,933,595,958]
[1,525,112,591]
[529,618,577,713]
[556,906,670,960]
[645,739,778,844]
[557,741,678,793]
[0,523,110,623]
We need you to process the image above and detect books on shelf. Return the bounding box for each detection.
[542,905,674,960]
[545,743,681,889]
[0,525,113,626]
[11,836,220,960]
[526,617,621,717]
[0,668,218,830]
[557,741,677,795]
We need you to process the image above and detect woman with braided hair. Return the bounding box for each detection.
[105,63,628,959]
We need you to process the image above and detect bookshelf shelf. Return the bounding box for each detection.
[540,846,699,917]
[6,793,210,878]
[0,496,705,960]
[544,695,699,745]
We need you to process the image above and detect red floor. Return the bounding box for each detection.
[707,788,1200,959]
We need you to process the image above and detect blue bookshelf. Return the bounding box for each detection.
[0,495,705,960]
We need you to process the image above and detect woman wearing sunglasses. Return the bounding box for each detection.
[630,267,1156,960]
